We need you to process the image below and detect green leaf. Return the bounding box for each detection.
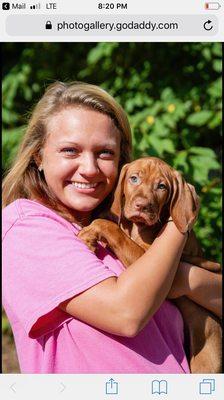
[212,43,222,57]
[189,147,218,158]
[161,114,176,129]
[187,110,213,126]
[161,87,174,101]
[207,78,222,98]
[213,59,222,73]
[189,155,220,184]
[162,139,175,154]
[173,150,189,172]
[148,135,175,156]
[2,108,19,124]
[208,111,222,129]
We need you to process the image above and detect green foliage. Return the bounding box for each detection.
[2,127,25,171]
[2,43,222,263]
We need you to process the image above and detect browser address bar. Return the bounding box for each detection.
[6,14,218,36]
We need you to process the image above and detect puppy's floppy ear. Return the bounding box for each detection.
[110,163,129,224]
[170,171,200,233]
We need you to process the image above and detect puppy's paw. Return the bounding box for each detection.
[78,227,99,253]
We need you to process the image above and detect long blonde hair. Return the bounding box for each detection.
[2,81,132,221]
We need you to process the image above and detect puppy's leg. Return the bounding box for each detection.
[182,254,221,273]
[174,297,222,373]
[78,219,144,267]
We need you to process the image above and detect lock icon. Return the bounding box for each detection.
[45,21,52,30]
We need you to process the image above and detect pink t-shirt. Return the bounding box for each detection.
[2,199,190,373]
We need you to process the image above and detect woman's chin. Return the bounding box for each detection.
[65,198,102,213]
[61,185,111,214]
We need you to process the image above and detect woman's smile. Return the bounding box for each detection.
[67,180,102,193]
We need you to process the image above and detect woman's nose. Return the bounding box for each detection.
[78,153,100,177]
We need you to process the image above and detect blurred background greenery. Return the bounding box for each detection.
[2,42,222,370]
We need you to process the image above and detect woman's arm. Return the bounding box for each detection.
[59,221,187,337]
[167,262,222,318]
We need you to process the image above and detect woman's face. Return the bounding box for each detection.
[41,106,121,222]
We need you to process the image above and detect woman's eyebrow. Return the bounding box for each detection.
[57,141,80,145]
[95,142,118,149]
[58,140,118,148]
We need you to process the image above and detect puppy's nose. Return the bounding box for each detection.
[134,199,153,212]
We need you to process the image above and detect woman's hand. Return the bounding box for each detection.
[167,262,222,319]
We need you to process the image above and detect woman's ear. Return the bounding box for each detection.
[110,164,129,224]
[170,171,200,233]
[33,152,42,170]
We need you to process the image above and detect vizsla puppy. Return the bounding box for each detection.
[78,157,222,373]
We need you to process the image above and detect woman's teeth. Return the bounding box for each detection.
[71,182,98,189]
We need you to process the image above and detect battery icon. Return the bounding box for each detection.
[205,2,221,9]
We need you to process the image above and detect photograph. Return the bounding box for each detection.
[2,42,222,374]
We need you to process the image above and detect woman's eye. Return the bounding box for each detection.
[99,150,115,158]
[129,175,141,185]
[61,148,78,155]
[157,183,167,190]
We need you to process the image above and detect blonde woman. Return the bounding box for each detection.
[2,82,221,373]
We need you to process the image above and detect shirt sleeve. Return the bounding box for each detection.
[2,214,117,339]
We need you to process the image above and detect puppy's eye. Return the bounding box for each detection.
[129,175,141,185]
[157,183,167,190]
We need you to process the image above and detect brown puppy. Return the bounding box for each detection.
[78,157,222,373]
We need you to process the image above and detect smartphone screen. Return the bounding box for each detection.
[1,1,223,399]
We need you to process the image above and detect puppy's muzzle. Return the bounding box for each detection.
[125,197,159,225]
